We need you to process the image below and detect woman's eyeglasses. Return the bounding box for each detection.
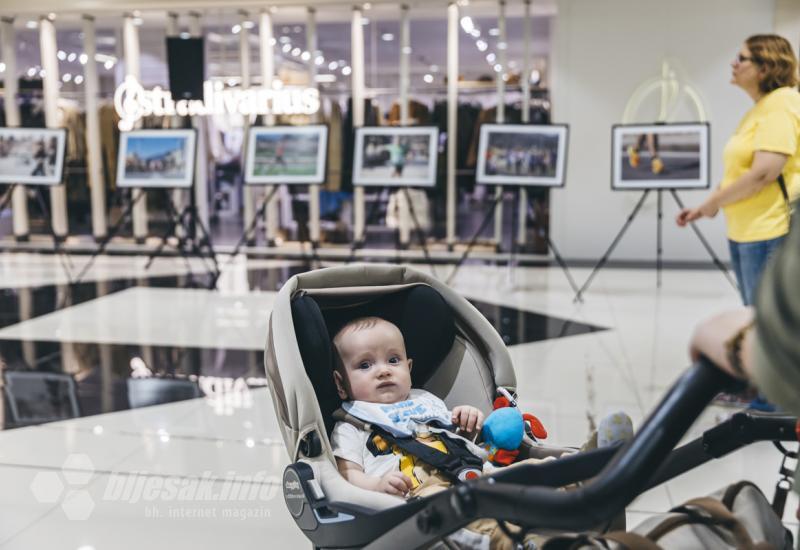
[735,53,758,64]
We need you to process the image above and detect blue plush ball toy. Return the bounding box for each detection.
[482,407,524,450]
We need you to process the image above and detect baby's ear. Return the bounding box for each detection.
[333,370,349,400]
[407,358,413,372]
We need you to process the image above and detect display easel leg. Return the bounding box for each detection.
[345,187,386,264]
[657,190,663,288]
[403,188,438,279]
[164,190,221,288]
[669,190,739,292]
[0,184,16,214]
[445,191,504,285]
[525,194,582,300]
[574,190,651,302]
[72,188,147,285]
[32,187,75,279]
[228,185,280,260]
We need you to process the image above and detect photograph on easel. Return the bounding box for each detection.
[476,123,569,187]
[244,125,328,185]
[612,122,710,190]
[117,129,197,188]
[0,128,67,185]
[353,126,439,187]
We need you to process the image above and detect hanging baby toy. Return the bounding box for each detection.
[481,387,548,466]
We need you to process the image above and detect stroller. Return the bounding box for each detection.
[265,264,798,549]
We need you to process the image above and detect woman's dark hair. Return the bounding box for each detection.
[746,34,799,94]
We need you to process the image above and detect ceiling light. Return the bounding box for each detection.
[315,74,336,83]
[47,13,56,21]
[132,17,143,26]
[26,20,38,29]
[57,50,67,60]
[429,65,439,72]
[361,18,370,25]
[486,52,496,63]
[104,60,114,70]
[530,69,541,85]
[315,56,325,66]
[497,41,507,51]
[67,53,77,62]
[489,28,500,36]
[282,43,292,53]
[291,47,301,57]
[363,2,372,8]
[292,25,301,33]
[231,24,241,34]
[402,46,412,55]
[423,73,433,83]
[493,63,502,73]
[301,51,311,61]
[74,75,84,84]
[459,16,474,34]
[38,69,46,78]
[279,36,290,43]
[328,61,339,70]
[269,38,277,46]
[62,73,72,82]
[180,32,191,39]
[242,20,255,30]
[0,63,5,73]
[27,67,36,77]
[341,66,352,76]
[476,40,487,52]
[381,33,394,42]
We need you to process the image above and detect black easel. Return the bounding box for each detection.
[1,183,76,283]
[445,187,581,299]
[70,187,147,284]
[345,186,438,277]
[573,189,738,302]
[144,188,221,289]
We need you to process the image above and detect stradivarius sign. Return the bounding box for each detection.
[114,76,321,131]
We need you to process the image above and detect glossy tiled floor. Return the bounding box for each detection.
[0,252,796,549]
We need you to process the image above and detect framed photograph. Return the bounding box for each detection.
[611,122,710,190]
[117,129,197,189]
[353,126,439,187]
[476,124,569,187]
[0,128,67,185]
[244,125,328,185]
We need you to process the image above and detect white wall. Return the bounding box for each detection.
[550,0,777,262]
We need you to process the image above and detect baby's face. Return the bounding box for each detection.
[334,320,413,404]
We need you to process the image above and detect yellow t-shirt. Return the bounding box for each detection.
[721,86,800,242]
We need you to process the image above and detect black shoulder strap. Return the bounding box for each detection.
[778,174,789,202]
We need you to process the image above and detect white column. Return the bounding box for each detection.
[258,10,279,245]
[446,2,458,247]
[189,11,210,238]
[123,14,147,242]
[1,17,28,239]
[397,5,412,246]
[517,0,531,246]
[307,7,321,245]
[352,6,366,242]
[82,16,107,240]
[165,12,186,238]
[39,16,68,238]
[239,10,256,244]
[493,0,507,248]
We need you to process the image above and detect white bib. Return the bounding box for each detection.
[343,389,454,437]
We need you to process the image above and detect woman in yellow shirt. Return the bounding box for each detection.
[677,35,799,306]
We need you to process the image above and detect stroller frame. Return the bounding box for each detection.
[265,264,798,549]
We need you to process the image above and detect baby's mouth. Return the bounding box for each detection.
[377,381,395,389]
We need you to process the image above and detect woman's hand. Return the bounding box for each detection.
[689,308,754,379]
[452,405,485,434]
[676,201,719,227]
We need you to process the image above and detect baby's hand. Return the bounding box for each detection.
[452,405,484,434]
[377,471,413,496]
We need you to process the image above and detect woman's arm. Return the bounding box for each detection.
[676,150,789,226]
[689,308,756,379]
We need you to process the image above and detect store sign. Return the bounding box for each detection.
[114,76,321,131]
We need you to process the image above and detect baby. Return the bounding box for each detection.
[330,316,486,497]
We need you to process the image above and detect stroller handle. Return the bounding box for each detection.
[364,357,753,548]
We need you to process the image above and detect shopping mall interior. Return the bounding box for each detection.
[0,0,797,548]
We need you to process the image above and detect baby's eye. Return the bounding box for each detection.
[388,356,400,364]
[358,361,371,370]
